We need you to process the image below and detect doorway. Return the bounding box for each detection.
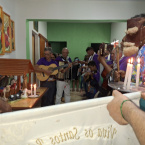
[49,41,67,54]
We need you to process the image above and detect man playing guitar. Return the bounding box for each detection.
[34,47,58,106]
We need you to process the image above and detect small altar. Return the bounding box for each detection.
[0,58,34,92]
[8,87,48,110]
[0,92,140,145]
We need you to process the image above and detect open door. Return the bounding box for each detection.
[39,34,49,58]
[49,41,67,54]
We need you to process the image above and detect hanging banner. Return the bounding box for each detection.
[0,92,140,145]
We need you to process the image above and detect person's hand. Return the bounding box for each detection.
[88,72,92,75]
[107,90,129,125]
[45,70,53,76]
[85,72,91,76]
[141,92,145,100]
[114,70,125,81]
[82,66,87,69]
[98,55,106,63]
[59,68,64,73]
[114,71,119,81]
[118,70,125,78]
[68,63,72,68]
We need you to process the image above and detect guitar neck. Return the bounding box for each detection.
[52,64,68,71]
[52,61,80,71]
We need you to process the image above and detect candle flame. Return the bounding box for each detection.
[137,58,140,64]
[131,57,133,64]
[128,59,130,63]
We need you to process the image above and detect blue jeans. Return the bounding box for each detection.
[80,75,84,90]
[87,87,97,99]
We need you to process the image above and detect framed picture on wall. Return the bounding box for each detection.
[0,6,5,55]
[3,12,12,53]
[11,20,15,51]
[33,21,38,32]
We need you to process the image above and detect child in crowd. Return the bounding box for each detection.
[72,57,81,91]
[80,55,89,94]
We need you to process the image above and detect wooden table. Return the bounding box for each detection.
[9,87,48,110]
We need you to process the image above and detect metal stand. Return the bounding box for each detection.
[108,81,145,93]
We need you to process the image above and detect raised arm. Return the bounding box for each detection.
[98,55,112,74]
[107,90,145,145]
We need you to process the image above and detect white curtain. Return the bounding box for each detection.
[0,92,140,145]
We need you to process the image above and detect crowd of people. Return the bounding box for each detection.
[34,43,130,107]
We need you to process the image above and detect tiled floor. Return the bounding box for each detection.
[35,90,85,107]
[70,90,85,102]
[60,89,86,104]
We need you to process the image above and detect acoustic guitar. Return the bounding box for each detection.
[36,63,68,81]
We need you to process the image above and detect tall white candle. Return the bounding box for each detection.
[127,58,133,89]
[124,59,130,87]
[136,58,140,87]
[31,84,33,95]
[34,84,36,96]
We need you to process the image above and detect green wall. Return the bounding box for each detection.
[47,22,111,60]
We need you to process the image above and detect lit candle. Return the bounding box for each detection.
[127,57,133,89]
[34,84,36,96]
[31,84,33,95]
[124,59,130,87]
[136,58,140,87]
